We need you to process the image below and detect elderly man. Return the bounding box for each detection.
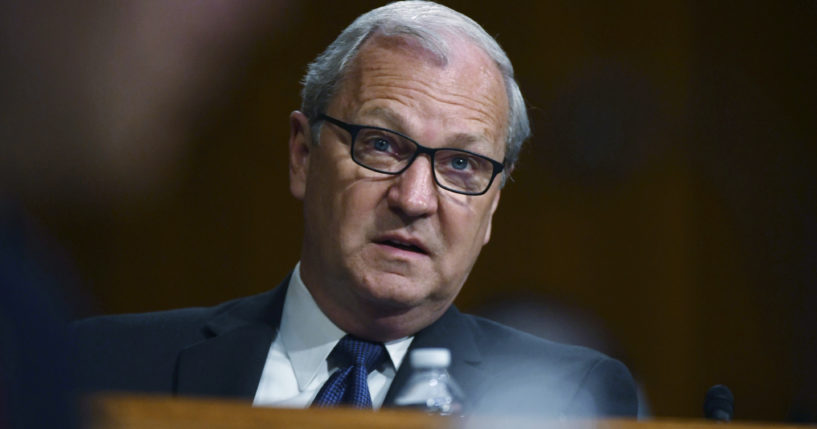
[73,1,637,417]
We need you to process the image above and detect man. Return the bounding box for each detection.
[73,1,638,417]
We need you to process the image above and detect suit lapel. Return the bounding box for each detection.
[173,280,485,406]
[174,276,290,399]
[383,306,485,410]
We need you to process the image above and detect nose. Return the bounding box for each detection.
[386,155,439,217]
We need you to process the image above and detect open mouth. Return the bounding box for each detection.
[377,239,428,255]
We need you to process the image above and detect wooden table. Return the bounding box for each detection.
[85,394,814,429]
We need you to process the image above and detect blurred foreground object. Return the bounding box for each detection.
[86,394,448,429]
[0,205,78,428]
[704,385,734,422]
[393,348,464,415]
[84,394,810,429]
[0,0,289,202]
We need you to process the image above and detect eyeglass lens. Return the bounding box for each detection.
[352,127,495,194]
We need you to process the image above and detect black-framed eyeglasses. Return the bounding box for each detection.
[318,114,504,196]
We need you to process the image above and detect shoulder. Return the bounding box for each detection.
[460,313,638,417]
[462,312,613,368]
[71,295,246,345]
[69,292,267,393]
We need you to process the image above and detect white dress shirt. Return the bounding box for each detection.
[253,262,413,409]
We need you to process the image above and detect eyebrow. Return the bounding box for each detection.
[357,107,408,131]
[357,107,496,153]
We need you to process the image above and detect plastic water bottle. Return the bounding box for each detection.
[393,348,464,415]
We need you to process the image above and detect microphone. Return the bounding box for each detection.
[704,384,735,421]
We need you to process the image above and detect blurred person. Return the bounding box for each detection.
[71,1,637,417]
[479,293,652,418]
[1,2,287,427]
[0,0,284,202]
[0,205,79,429]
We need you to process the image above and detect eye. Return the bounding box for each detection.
[373,138,391,152]
[450,156,471,171]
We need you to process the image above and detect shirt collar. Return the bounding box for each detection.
[280,262,413,391]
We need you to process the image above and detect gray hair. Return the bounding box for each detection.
[300,1,530,177]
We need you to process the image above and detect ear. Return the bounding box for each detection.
[482,188,501,245]
[289,111,312,201]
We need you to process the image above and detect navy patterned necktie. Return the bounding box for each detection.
[312,335,387,408]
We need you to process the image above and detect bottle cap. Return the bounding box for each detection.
[410,348,450,368]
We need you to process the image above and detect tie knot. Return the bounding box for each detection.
[331,335,386,372]
[312,335,387,408]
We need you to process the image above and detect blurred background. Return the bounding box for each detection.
[2,0,815,422]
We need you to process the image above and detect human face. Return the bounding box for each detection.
[288,35,509,340]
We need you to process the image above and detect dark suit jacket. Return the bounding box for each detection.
[71,277,638,417]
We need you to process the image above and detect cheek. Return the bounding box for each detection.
[441,195,497,254]
[303,153,350,242]
[334,182,389,245]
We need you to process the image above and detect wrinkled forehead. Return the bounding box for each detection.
[361,27,453,67]
[331,34,510,148]
[341,31,504,95]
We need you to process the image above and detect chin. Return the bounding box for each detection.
[355,271,436,309]
[353,297,448,341]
